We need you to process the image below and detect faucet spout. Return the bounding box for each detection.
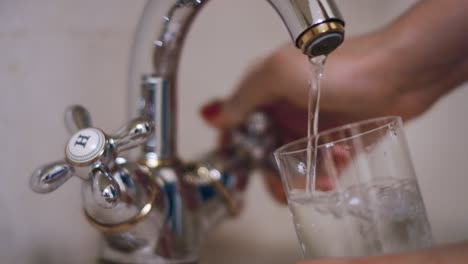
[128,0,345,163]
[268,0,345,56]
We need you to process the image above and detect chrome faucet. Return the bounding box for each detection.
[30,1,345,263]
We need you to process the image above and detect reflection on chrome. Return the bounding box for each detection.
[30,1,345,263]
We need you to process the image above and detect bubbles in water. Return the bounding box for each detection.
[289,178,433,258]
[388,122,398,136]
[298,162,307,175]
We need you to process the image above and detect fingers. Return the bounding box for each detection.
[315,144,352,191]
[262,101,308,144]
[200,44,309,129]
[220,61,281,127]
[261,167,287,204]
[200,59,280,129]
[200,100,224,127]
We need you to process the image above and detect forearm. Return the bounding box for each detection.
[377,0,468,113]
[320,0,468,120]
[217,0,468,128]
[298,241,468,264]
[431,241,468,263]
[360,241,468,264]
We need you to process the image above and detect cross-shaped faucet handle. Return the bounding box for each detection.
[30,105,154,208]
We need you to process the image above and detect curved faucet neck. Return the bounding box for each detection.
[128,0,344,164]
[129,0,207,163]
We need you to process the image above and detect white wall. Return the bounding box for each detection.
[1,0,467,263]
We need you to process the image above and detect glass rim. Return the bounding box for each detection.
[274,116,401,157]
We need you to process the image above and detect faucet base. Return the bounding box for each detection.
[99,248,198,264]
[98,236,198,264]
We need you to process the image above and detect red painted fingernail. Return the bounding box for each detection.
[201,101,222,120]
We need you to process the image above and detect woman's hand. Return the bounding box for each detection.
[200,0,468,203]
[199,0,468,263]
[200,40,400,142]
[200,0,468,137]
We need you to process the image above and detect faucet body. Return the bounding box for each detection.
[30,1,344,263]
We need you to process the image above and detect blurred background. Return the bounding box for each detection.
[1,0,468,263]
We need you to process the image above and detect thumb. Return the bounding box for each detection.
[200,59,280,129]
[200,44,308,129]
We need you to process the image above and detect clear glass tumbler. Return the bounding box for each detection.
[274,116,432,259]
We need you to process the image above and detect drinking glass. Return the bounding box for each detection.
[274,116,432,259]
